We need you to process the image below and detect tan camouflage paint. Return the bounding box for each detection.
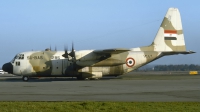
[29,51,56,75]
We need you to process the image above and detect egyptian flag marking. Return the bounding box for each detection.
[164,30,177,40]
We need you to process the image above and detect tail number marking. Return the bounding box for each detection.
[126,58,135,67]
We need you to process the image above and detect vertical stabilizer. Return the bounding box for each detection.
[153,8,186,51]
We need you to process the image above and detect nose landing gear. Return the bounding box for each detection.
[22,76,29,81]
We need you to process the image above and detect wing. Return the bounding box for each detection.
[91,48,130,66]
[93,48,130,54]
[75,48,129,67]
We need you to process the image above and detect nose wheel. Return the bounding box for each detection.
[22,76,29,81]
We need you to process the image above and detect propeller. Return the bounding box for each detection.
[62,43,77,60]
[68,42,76,61]
[62,43,78,71]
[62,45,69,58]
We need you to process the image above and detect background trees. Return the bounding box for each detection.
[154,64,200,71]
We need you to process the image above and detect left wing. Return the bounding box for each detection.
[91,48,130,65]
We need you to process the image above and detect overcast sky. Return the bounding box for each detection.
[0,0,199,67]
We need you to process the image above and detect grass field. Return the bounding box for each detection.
[0,102,199,112]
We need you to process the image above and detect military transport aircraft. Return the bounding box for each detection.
[2,8,195,81]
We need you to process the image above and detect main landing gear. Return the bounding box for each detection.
[77,76,86,80]
[22,76,29,81]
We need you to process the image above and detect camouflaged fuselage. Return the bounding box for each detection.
[11,50,161,77]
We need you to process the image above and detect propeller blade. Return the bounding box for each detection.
[69,42,75,57]
[68,42,77,62]
[62,45,69,58]
[68,42,78,71]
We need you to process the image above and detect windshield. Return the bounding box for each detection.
[11,55,17,63]
[11,54,24,63]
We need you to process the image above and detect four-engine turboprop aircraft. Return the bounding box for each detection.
[2,8,195,81]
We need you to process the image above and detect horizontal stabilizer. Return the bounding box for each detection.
[162,51,196,55]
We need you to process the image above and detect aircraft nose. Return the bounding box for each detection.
[2,62,13,74]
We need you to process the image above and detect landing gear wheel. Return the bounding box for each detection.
[22,76,29,81]
[77,76,85,80]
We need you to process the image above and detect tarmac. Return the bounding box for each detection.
[0,72,200,102]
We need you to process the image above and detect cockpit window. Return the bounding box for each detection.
[16,54,24,59]
[11,55,17,63]
[18,54,24,59]
[11,54,24,63]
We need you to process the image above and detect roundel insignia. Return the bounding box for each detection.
[126,57,135,67]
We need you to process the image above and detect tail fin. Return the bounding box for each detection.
[153,8,186,51]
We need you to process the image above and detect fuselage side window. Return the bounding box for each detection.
[15,62,20,66]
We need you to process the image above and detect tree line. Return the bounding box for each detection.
[154,64,200,71]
